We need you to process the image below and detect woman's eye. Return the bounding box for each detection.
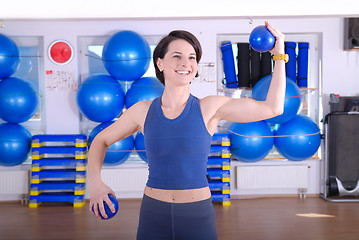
[173,55,180,59]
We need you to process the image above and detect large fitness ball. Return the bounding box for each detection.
[0,77,39,123]
[274,114,321,161]
[0,123,32,166]
[125,77,164,109]
[134,131,147,162]
[228,121,274,162]
[88,121,134,166]
[252,75,301,124]
[249,25,275,53]
[0,33,20,79]
[102,31,151,81]
[76,75,125,122]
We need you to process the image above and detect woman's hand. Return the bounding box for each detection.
[265,21,285,55]
[89,180,117,219]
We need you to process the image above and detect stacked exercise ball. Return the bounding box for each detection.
[102,30,151,81]
[0,34,36,166]
[228,73,320,162]
[0,33,20,79]
[251,75,301,124]
[76,74,125,122]
[88,121,134,165]
[228,121,274,162]
[79,30,161,164]
[274,114,321,161]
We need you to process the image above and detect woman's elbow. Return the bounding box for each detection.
[273,105,284,117]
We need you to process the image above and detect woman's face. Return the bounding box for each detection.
[157,39,198,86]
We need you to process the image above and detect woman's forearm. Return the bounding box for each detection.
[87,136,108,184]
[265,59,286,115]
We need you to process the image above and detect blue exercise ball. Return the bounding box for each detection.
[92,194,119,220]
[88,121,134,165]
[251,75,301,124]
[76,74,125,122]
[0,123,32,166]
[0,77,39,123]
[274,114,321,161]
[228,121,274,162]
[249,25,275,53]
[135,131,147,162]
[102,31,151,81]
[0,33,20,79]
[125,77,164,109]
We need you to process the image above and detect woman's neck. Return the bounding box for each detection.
[161,85,190,109]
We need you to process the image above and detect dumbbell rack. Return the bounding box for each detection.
[29,135,87,208]
[208,133,231,206]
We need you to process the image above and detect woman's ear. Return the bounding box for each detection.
[156,58,163,72]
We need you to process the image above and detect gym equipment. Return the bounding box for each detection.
[228,121,274,162]
[0,33,20,79]
[0,123,32,166]
[0,77,39,123]
[29,134,88,208]
[76,74,125,122]
[249,25,275,53]
[236,43,250,88]
[88,121,134,165]
[208,133,231,206]
[274,114,321,161]
[285,42,297,83]
[251,75,301,124]
[297,42,309,87]
[321,96,359,202]
[134,131,147,162]
[220,41,237,88]
[102,30,151,81]
[92,194,119,220]
[125,77,164,109]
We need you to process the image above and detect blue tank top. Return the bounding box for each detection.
[144,94,212,190]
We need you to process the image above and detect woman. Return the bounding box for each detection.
[88,21,286,239]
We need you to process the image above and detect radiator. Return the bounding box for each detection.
[236,165,309,190]
[0,170,29,194]
[101,168,148,192]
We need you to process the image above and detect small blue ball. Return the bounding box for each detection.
[92,194,119,220]
[249,25,275,53]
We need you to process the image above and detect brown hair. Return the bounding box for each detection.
[153,30,202,85]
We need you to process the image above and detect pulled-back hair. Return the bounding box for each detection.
[153,30,202,85]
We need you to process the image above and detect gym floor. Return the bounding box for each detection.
[1,196,359,240]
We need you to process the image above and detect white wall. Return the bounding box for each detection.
[0,16,358,199]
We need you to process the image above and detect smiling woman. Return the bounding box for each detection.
[88,23,286,240]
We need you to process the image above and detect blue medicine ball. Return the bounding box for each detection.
[0,123,32,166]
[135,131,147,162]
[228,121,274,162]
[0,33,20,79]
[274,114,321,161]
[88,121,134,165]
[252,75,301,124]
[0,77,39,123]
[102,31,151,81]
[76,74,125,122]
[125,77,164,109]
[249,25,275,53]
[92,194,119,220]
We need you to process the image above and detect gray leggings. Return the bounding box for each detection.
[137,194,217,240]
